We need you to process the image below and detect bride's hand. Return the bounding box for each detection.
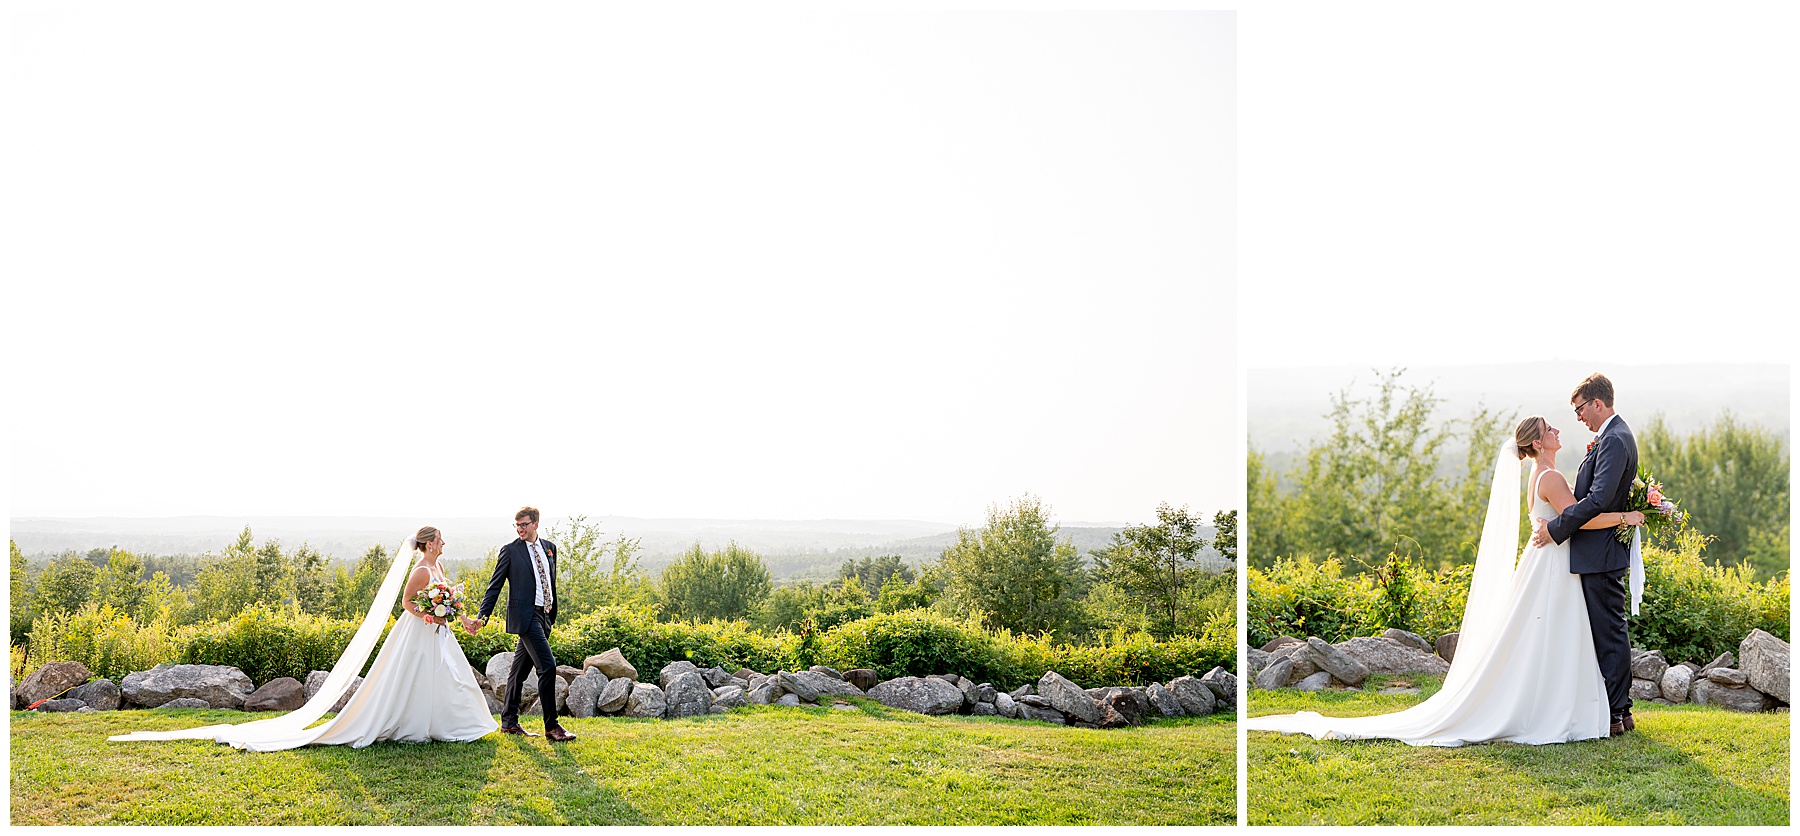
[1622,511,1646,526]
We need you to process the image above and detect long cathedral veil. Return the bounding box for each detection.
[1436,437,1524,691]
[1245,434,1614,745]
[1246,437,1525,731]
[109,535,419,745]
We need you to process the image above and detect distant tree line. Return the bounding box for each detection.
[1249,368,1790,576]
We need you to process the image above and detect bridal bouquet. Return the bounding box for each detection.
[411,581,467,631]
[1618,466,1683,544]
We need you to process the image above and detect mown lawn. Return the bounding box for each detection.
[11,699,1233,825]
[1247,675,1789,826]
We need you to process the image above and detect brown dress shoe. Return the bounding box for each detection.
[546,727,578,742]
[499,725,540,737]
[1609,719,1626,735]
[1622,715,1636,731]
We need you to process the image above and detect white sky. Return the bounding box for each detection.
[4,6,1237,525]
[1241,3,1799,369]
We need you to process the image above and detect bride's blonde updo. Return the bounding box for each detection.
[1514,416,1548,460]
[414,526,441,553]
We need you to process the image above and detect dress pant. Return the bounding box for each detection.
[1580,567,1633,718]
[501,609,562,731]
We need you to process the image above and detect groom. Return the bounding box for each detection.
[468,506,577,742]
[1532,373,1638,735]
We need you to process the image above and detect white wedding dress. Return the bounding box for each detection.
[1245,448,1611,747]
[111,554,497,751]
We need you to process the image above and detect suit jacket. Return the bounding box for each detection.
[479,537,559,634]
[1546,415,1638,575]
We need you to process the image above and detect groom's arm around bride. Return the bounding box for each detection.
[1536,427,1633,548]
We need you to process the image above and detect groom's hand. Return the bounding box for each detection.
[1530,517,1552,547]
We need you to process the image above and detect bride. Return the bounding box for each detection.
[110,526,498,751]
[1245,417,1644,746]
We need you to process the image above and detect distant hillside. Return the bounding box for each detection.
[9,517,1227,582]
[751,525,1229,584]
[7,515,958,566]
[1250,361,1788,455]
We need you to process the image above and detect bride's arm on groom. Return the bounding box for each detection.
[1532,454,1644,546]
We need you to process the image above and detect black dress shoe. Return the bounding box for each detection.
[546,727,578,742]
[499,725,540,737]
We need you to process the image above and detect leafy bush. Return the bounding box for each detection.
[454,616,522,671]
[1632,530,1790,664]
[182,605,371,684]
[549,606,796,675]
[1017,610,1238,689]
[819,609,1014,684]
[15,602,1237,693]
[818,608,1236,690]
[25,604,194,681]
[1248,535,1788,665]
[1248,555,1378,647]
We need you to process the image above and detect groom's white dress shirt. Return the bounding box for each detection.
[528,540,551,607]
[1596,413,1618,439]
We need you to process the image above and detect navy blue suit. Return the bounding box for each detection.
[1545,415,1638,720]
[478,537,563,731]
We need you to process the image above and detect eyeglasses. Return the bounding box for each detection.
[513,521,533,528]
[1573,398,1597,416]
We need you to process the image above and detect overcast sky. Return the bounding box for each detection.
[1240,3,1798,370]
[5,6,1237,525]
[9,4,1795,527]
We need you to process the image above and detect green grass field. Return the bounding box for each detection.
[11,699,1234,825]
[1247,675,1790,826]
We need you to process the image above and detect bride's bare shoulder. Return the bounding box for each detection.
[1535,468,1572,495]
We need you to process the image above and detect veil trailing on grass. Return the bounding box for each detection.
[108,535,419,746]
[1243,436,1617,746]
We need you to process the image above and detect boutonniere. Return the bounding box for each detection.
[1586,439,1598,455]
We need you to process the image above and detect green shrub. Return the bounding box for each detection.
[549,606,796,675]
[25,604,193,681]
[14,601,1239,693]
[1248,535,1788,665]
[454,617,521,671]
[1246,555,1378,647]
[1025,610,1237,688]
[817,608,1236,690]
[181,605,371,684]
[1632,530,1790,664]
[818,609,1015,684]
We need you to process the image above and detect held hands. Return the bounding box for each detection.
[461,616,482,635]
[1530,518,1552,547]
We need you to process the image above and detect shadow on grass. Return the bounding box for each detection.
[1458,728,1787,825]
[1246,685,1788,826]
[493,729,650,824]
[21,700,1238,825]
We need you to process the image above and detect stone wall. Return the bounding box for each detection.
[1248,628,1790,714]
[12,647,1239,730]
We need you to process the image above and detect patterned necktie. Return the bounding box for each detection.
[531,542,553,608]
